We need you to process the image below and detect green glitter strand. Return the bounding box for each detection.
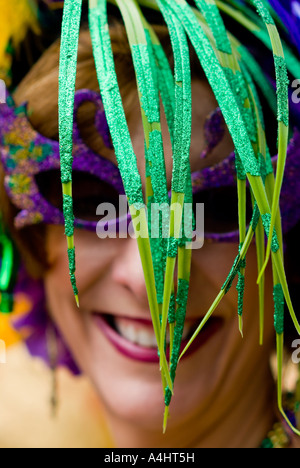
[235,150,246,181]
[155,1,192,371]
[274,55,289,127]
[58,0,82,305]
[164,245,192,432]
[195,0,232,54]
[62,194,74,238]
[236,146,247,336]
[146,27,176,144]
[273,283,284,335]
[131,44,160,124]
[147,194,165,305]
[164,278,190,407]
[168,292,176,325]
[173,279,190,366]
[237,272,245,317]
[251,0,275,25]
[236,237,246,336]
[167,237,178,258]
[68,247,76,275]
[157,0,192,195]
[261,213,279,253]
[250,202,261,233]
[59,0,82,184]
[221,249,245,298]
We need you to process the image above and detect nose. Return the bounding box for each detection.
[111,237,150,308]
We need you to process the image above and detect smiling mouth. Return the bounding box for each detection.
[92,312,224,363]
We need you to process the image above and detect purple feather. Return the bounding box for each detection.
[13,267,80,375]
[268,0,300,52]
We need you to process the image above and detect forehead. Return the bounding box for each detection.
[100,79,234,187]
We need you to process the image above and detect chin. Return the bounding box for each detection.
[73,323,225,434]
[56,300,228,433]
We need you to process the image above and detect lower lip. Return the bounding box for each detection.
[92,314,223,363]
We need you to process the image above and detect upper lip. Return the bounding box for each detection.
[91,310,215,327]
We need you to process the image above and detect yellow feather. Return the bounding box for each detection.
[0,0,40,84]
[0,293,33,347]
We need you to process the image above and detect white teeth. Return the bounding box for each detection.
[115,321,158,348]
[114,319,193,348]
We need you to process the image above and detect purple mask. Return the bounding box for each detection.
[1,90,300,243]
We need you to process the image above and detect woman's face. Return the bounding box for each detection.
[44,80,275,444]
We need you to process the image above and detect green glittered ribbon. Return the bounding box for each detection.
[58,0,83,307]
[155,1,192,396]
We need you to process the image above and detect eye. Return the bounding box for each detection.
[192,185,253,234]
[35,170,123,222]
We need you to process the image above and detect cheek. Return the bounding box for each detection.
[189,242,274,331]
[45,227,121,294]
[44,228,122,362]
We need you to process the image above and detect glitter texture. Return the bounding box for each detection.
[237,272,245,317]
[261,213,280,252]
[251,203,261,232]
[274,55,289,127]
[68,247,76,274]
[222,254,240,294]
[131,44,160,123]
[63,194,74,237]
[235,150,247,181]
[251,0,275,25]
[59,0,82,185]
[147,130,169,204]
[165,278,190,408]
[195,0,232,55]
[168,292,176,324]
[157,0,192,195]
[167,236,178,258]
[273,283,284,334]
